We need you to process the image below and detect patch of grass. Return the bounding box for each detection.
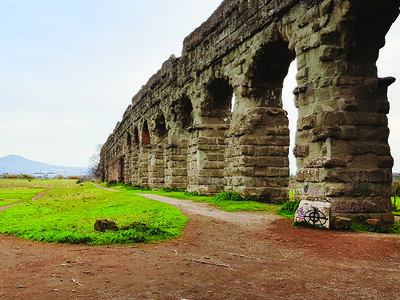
[289,189,296,200]
[161,187,184,192]
[105,181,152,191]
[277,200,300,218]
[0,189,44,206]
[0,180,187,245]
[351,221,400,234]
[392,197,400,215]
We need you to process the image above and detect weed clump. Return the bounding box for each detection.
[277,200,300,217]
[161,187,183,192]
[105,181,151,191]
[213,191,256,202]
[184,191,201,197]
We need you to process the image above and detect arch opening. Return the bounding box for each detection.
[207,78,233,121]
[154,113,167,140]
[133,127,139,144]
[142,120,150,145]
[224,39,295,203]
[127,132,132,149]
[175,96,194,129]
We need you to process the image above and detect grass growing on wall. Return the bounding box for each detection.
[0,179,188,245]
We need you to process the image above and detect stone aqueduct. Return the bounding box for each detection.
[100,0,399,227]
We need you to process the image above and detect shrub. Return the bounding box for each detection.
[277,200,300,217]
[184,191,201,197]
[19,174,34,179]
[213,191,245,202]
[161,187,183,192]
[68,176,84,180]
[2,174,19,179]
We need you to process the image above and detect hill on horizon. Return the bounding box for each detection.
[0,154,89,177]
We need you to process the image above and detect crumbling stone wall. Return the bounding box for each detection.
[100,0,399,227]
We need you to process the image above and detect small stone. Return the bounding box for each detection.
[366,219,382,226]
[16,285,25,288]
[333,217,352,229]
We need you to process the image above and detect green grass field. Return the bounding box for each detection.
[0,179,188,245]
[0,178,55,206]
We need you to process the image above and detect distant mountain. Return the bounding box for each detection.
[0,155,89,177]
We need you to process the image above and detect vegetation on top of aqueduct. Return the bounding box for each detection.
[0,179,188,245]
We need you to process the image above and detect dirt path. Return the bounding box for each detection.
[93,184,119,192]
[0,190,50,212]
[1,194,400,299]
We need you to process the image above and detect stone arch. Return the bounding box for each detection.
[281,0,397,225]
[187,77,233,195]
[119,157,125,182]
[142,120,151,145]
[137,120,151,187]
[207,78,234,119]
[223,38,295,202]
[133,127,139,144]
[154,112,168,140]
[126,132,132,149]
[148,112,168,189]
[174,96,194,129]
[125,125,141,185]
[164,96,194,190]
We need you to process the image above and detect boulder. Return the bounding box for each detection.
[333,217,352,230]
[94,219,119,232]
[295,200,331,229]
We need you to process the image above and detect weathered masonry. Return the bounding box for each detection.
[100,0,399,227]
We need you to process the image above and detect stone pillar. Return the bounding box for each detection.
[138,147,149,187]
[225,87,290,203]
[186,82,231,195]
[148,147,165,189]
[164,142,188,190]
[289,0,397,226]
[127,147,140,185]
[187,133,226,195]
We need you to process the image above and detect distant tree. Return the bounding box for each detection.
[392,181,400,210]
[89,143,104,180]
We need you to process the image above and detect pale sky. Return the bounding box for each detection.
[1,1,399,173]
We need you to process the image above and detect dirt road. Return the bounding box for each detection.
[1,194,400,299]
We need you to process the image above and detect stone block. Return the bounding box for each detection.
[293,144,309,158]
[256,157,288,168]
[295,200,331,229]
[366,219,382,226]
[332,217,352,230]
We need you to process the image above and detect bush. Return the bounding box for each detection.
[161,187,183,192]
[184,191,201,197]
[277,200,300,217]
[213,191,246,202]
